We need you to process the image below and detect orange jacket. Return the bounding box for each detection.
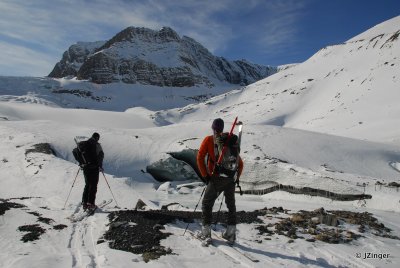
[197,135,243,179]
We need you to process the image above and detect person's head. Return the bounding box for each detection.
[92,132,100,141]
[211,118,224,135]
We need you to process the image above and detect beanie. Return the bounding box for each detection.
[92,132,100,140]
[211,118,224,133]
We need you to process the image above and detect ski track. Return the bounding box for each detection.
[68,216,100,268]
[173,222,250,267]
[184,229,247,267]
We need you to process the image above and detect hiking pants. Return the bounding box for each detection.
[201,178,236,226]
[82,166,100,205]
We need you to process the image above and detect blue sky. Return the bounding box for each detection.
[0,0,399,77]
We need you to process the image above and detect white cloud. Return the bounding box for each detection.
[0,41,55,77]
[0,0,307,75]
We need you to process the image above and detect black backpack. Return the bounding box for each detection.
[72,140,88,165]
[215,133,240,178]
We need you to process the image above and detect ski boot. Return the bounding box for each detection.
[196,224,212,246]
[85,203,97,215]
[222,225,236,245]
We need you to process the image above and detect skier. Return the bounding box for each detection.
[80,132,104,211]
[196,118,243,244]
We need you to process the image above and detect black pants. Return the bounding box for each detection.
[201,178,236,226]
[82,166,99,205]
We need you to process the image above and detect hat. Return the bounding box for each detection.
[211,118,224,133]
[92,132,100,140]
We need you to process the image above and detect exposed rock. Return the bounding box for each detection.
[388,182,400,187]
[49,26,277,86]
[134,199,147,210]
[0,200,26,216]
[103,209,265,260]
[25,143,55,156]
[48,41,106,78]
[53,224,68,230]
[18,224,46,242]
[256,207,398,244]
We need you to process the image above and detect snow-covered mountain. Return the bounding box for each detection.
[1,16,400,268]
[159,16,400,144]
[49,26,277,87]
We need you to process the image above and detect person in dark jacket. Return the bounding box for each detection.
[81,132,104,210]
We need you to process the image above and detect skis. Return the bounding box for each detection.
[211,230,259,263]
[234,121,244,195]
[185,228,259,263]
[188,230,212,247]
[68,199,113,222]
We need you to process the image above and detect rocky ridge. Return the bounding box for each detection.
[49,26,276,86]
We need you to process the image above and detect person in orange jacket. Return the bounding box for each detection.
[196,118,243,243]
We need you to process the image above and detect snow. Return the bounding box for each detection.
[1,16,400,268]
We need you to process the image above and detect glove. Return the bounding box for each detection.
[214,165,221,174]
[235,176,240,185]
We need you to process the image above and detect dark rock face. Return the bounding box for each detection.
[49,26,277,86]
[49,41,105,78]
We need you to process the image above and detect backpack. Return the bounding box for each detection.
[72,136,90,165]
[214,133,240,178]
[72,140,88,165]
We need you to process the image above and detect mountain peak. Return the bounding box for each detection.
[99,26,181,50]
[49,26,276,86]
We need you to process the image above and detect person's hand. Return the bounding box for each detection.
[235,176,240,185]
[214,165,221,174]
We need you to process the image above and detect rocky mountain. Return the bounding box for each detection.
[49,27,276,86]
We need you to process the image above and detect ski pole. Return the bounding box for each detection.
[236,179,243,195]
[183,186,206,235]
[63,168,81,209]
[213,192,224,230]
[101,171,119,207]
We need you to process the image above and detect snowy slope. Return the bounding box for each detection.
[159,16,400,144]
[1,102,400,268]
[0,76,239,111]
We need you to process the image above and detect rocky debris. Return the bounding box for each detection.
[53,224,68,230]
[256,207,399,244]
[103,209,265,261]
[1,198,67,242]
[134,199,147,210]
[0,200,26,216]
[25,143,55,156]
[38,216,55,225]
[103,207,399,261]
[388,182,400,187]
[18,224,46,242]
[52,89,111,102]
